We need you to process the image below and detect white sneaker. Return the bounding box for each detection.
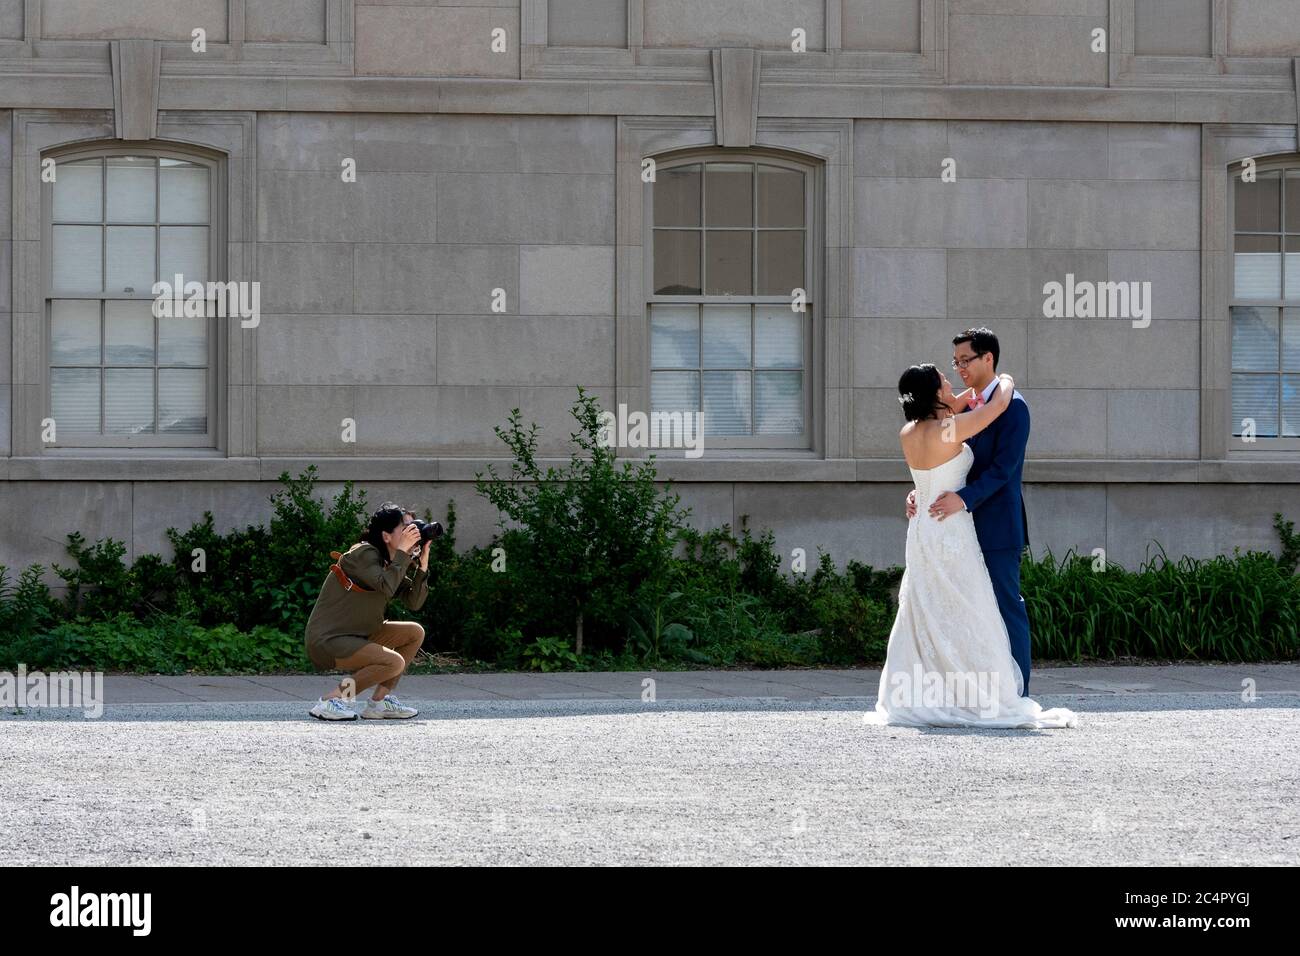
[361,695,418,719]
[309,696,358,721]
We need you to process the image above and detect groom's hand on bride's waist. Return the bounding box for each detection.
[905,489,917,519]
[928,491,967,521]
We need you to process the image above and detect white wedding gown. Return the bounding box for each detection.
[864,443,1079,729]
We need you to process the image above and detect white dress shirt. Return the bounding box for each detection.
[980,377,1024,405]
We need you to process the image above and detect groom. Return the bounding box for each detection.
[905,327,1033,695]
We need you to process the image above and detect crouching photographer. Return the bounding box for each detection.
[304,502,442,721]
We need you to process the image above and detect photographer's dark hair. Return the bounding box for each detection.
[359,501,406,563]
[952,327,1000,369]
[898,364,950,422]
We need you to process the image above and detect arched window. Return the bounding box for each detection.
[44,145,221,447]
[1230,160,1300,442]
[646,152,815,449]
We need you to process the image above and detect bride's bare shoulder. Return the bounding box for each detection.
[900,419,936,440]
[900,419,937,469]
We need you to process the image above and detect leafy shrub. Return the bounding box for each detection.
[474,386,691,656]
[0,564,61,639]
[166,465,370,633]
[672,523,898,667]
[0,614,306,674]
[522,636,582,672]
[0,390,1294,673]
[52,534,179,620]
[1023,545,1300,662]
[1275,512,1299,576]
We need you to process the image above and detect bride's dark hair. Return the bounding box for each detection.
[897,364,952,422]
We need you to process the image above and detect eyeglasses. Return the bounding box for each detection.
[951,353,986,370]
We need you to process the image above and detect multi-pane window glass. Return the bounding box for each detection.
[1232,168,1300,438]
[1230,306,1300,438]
[650,160,809,440]
[48,156,211,439]
[1233,170,1300,300]
[650,304,805,436]
[653,162,805,296]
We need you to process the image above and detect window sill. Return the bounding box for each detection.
[40,447,226,457]
[3,455,1299,484]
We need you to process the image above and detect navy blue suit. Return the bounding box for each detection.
[956,392,1032,696]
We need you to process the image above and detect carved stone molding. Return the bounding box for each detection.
[711,48,759,148]
[111,38,161,140]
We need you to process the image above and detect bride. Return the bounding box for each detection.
[864,364,1079,730]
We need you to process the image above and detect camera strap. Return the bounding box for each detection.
[328,551,374,593]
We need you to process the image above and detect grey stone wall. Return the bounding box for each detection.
[1,0,1298,579]
[254,113,615,458]
[851,119,1202,461]
[3,476,1296,577]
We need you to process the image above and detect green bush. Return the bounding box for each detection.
[473,386,691,656]
[668,522,898,667]
[0,564,61,639]
[0,389,1295,674]
[166,465,370,633]
[1275,511,1300,576]
[522,636,582,672]
[0,614,306,673]
[53,534,179,620]
[411,500,530,666]
[1023,544,1300,662]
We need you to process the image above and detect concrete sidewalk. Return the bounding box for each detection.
[88,662,1300,704]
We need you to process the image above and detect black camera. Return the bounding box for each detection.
[399,511,443,559]
[408,518,443,542]
[404,518,442,561]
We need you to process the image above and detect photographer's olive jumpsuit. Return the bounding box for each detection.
[304,542,427,694]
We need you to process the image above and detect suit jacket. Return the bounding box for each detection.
[956,391,1030,553]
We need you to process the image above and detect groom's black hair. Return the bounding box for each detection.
[952,327,1000,369]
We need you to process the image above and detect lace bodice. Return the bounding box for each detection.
[909,443,973,512]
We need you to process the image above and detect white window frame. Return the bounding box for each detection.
[41,142,225,449]
[1226,155,1300,451]
[644,149,818,450]
[11,111,257,464]
[616,116,852,463]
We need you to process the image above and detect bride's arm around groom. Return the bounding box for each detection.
[950,382,1029,522]
[942,373,1016,448]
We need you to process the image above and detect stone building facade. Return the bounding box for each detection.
[1,0,1298,575]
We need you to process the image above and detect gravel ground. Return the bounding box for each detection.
[2,694,1297,866]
